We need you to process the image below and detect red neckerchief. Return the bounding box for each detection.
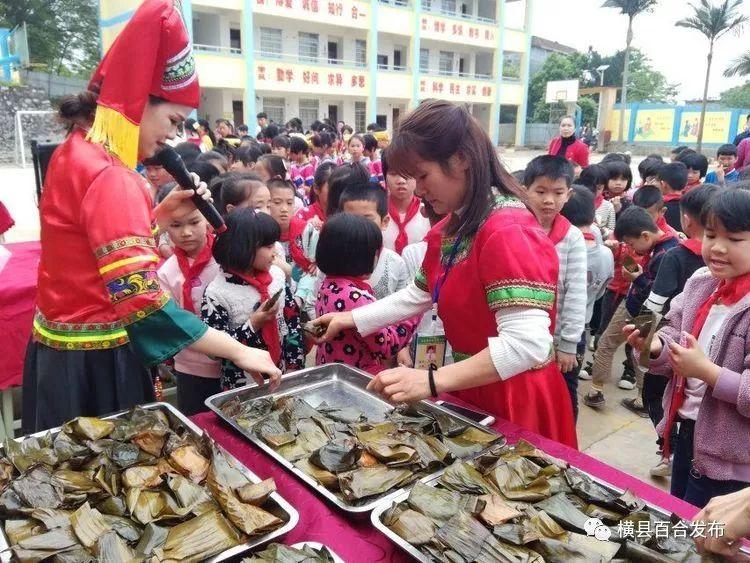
[229,268,281,365]
[680,238,702,257]
[583,232,597,242]
[655,217,680,241]
[337,276,375,294]
[173,232,214,313]
[547,214,572,245]
[594,194,604,208]
[685,180,701,193]
[663,192,682,203]
[663,272,750,458]
[279,230,290,243]
[388,196,421,254]
[310,201,326,221]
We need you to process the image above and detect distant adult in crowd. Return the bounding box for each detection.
[548,115,590,168]
[214,118,234,141]
[256,112,268,136]
[733,114,750,146]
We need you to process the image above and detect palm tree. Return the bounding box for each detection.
[677,0,747,151]
[602,0,658,144]
[724,50,750,77]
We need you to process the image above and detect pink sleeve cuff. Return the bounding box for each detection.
[712,367,741,405]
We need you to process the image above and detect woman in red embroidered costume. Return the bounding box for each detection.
[314,100,577,448]
[23,0,280,433]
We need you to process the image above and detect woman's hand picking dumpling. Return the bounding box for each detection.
[232,346,282,390]
[367,367,432,404]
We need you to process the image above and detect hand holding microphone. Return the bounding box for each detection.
[155,146,227,233]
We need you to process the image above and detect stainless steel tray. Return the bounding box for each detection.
[205,363,505,514]
[290,542,345,563]
[370,450,750,562]
[0,402,298,563]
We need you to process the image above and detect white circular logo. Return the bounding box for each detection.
[584,518,604,535]
[584,517,612,541]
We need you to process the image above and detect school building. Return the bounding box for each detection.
[99,0,534,144]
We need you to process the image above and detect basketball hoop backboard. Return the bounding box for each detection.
[546,80,579,104]
[10,23,30,68]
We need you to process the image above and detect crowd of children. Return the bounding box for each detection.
[143,111,750,509]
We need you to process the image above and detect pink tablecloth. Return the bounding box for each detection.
[192,407,701,561]
[0,241,40,390]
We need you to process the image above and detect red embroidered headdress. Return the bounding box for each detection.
[87,0,199,168]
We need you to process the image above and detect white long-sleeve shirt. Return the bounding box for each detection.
[553,225,587,354]
[352,283,553,380]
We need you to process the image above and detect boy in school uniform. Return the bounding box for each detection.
[705,144,740,186]
[677,151,708,192]
[524,156,587,418]
[560,185,614,420]
[338,184,410,298]
[657,162,689,233]
[584,207,679,409]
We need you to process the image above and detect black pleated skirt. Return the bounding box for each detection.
[22,340,156,433]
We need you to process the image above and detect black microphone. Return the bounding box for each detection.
[156,146,227,233]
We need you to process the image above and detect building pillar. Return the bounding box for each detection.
[490,0,506,145]
[243,0,256,126]
[367,0,379,126]
[410,0,422,109]
[515,0,533,147]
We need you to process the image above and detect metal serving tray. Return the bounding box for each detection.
[0,402,299,563]
[289,542,345,563]
[370,452,750,562]
[205,363,505,514]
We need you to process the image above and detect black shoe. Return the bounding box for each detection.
[621,397,649,418]
[578,361,593,380]
[584,390,606,409]
[618,369,636,390]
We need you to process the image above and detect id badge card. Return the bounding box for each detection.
[413,306,447,370]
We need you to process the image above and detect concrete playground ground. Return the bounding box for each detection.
[0,149,669,492]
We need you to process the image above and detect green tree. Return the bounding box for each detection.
[600,49,678,102]
[0,0,99,77]
[526,48,676,124]
[725,51,750,78]
[676,0,747,151]
[719,82,750,107]
[602,0,659,143]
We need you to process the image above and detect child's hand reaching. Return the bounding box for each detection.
[309,216,324,230]
[612,196,622,213]
[251,300,279,330]
[668,332,721,386]
[623,324,663,357]
[622,262,643,281]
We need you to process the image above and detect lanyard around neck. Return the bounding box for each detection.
[432,235,463,305]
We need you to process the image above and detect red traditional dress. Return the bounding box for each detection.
[23,0,205,432]
[415,197,577,448]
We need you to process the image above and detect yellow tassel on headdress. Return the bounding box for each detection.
[86,105,140,169]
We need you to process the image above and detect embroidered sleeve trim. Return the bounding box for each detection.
[99,254,159,275]
[485,280,556,311]
[106,270,161,304]
[415,268,428,292]
[94,236,156,259]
